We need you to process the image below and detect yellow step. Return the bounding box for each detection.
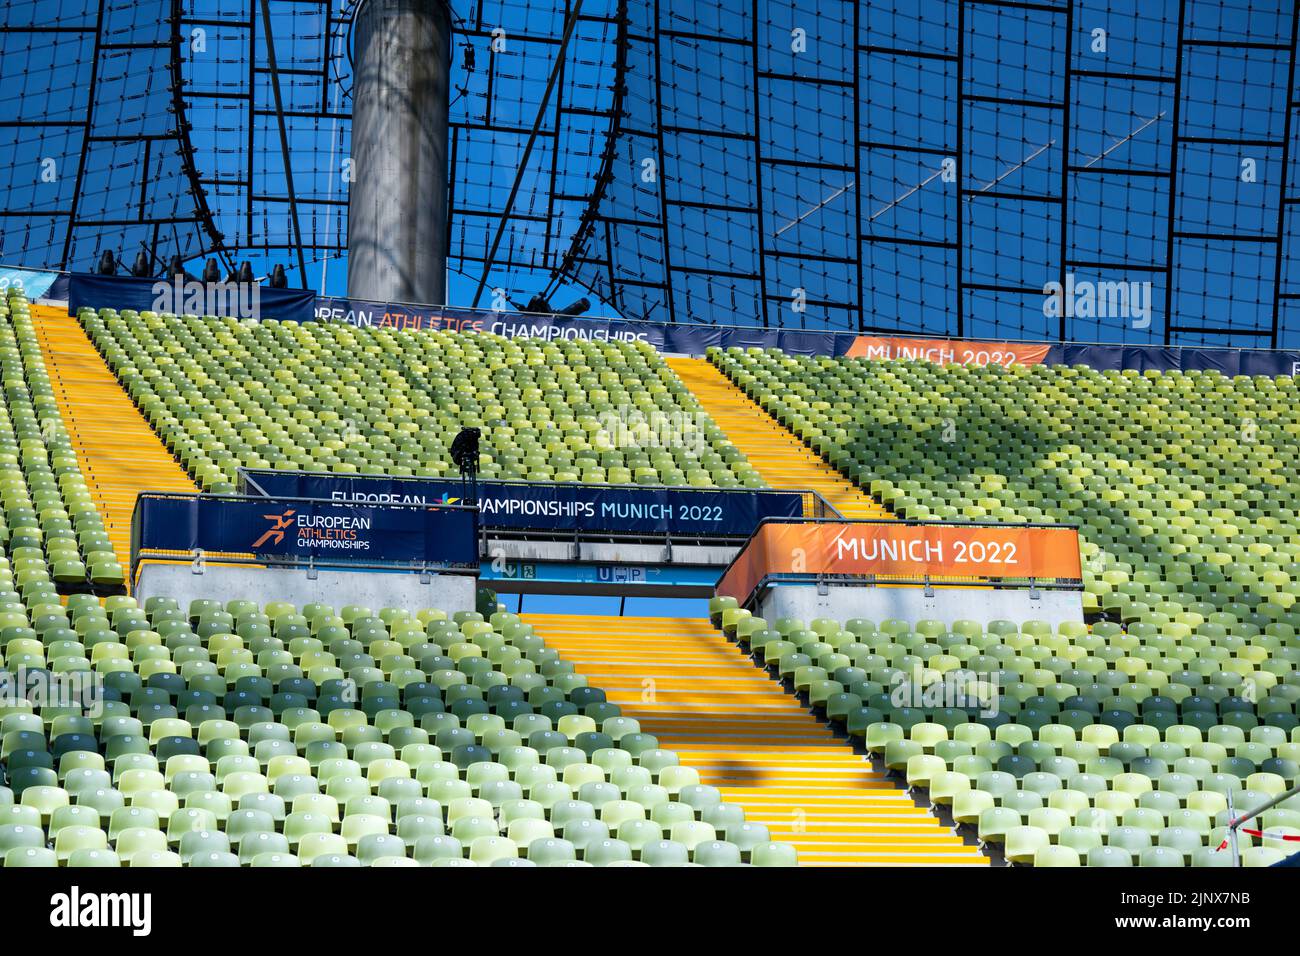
[31,305,196,568]
[666,356,891,519]
[530,613,987,867]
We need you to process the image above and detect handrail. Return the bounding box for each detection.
[750,570,1082,592]
[233,465,841,516]
[1225,782,1300,867]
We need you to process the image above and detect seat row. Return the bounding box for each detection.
[82,309,760,492]
[710,347,1300,642]
[0,292,122,592]
[709,600,1297,866]
[1,596,797,866]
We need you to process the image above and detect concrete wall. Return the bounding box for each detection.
[485,537,739,568]
[348,0,451,304]
[135,563,475,615]
[578,541,737,566]
[485,538,577,563]
[756,584,1083,630]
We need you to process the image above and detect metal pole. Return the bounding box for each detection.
[1227,780,1300,867]
[1232,781,1300,826]
[1227,789,1241,867]
[320,16,348,295]
[348,0,452,304]
[1161,0,1189,345]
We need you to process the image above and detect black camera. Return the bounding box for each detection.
[450,427,481,473]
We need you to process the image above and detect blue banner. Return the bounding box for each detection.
[313,295,1300,374]
[313,294,845,356]
[134,494,479,566]
[0,266,60,300]
[45,272,70,301]
[68,272,315,324]
[238,471,804,537]
[1051,343,1300,377]
[60,275,1300,377]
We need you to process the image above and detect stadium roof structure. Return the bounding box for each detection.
[1,0,1299,347]
[0,0,621,303]
[570,0,1300,347]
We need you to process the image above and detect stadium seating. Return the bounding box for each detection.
[22,295,1295,868]
[0,291,122,594]
[0,595,793,867]
[79,309,762,493]
[709,344,1300,865]
[711,347,1300,637]
[708,600,1300,867]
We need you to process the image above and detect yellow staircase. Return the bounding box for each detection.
[668,356,890,518]
[31,305,196,566]
[531,614,987,866]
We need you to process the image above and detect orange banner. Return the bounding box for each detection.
[846,335,1051,367]
[717,522,1081,603]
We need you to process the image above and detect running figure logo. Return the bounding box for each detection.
[252,509,296,548]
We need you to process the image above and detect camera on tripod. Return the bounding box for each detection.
[449,427,482,505]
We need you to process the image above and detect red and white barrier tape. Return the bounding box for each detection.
[1215,826,1300,851]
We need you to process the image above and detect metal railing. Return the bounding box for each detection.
[750,570,1082,592]
[237,466,840,516]
[1224,782,1300,867]
[480,526,743,568]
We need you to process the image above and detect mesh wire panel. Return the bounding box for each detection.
[0,0,221,274]
[178,0,351,286]
[447,0,622,310]
[1,0,1299,347]
[0,0,619,301]
[559,0,1300,347]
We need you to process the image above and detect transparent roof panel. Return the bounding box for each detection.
[562,0,1300,346]
[0,0,1297,348]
